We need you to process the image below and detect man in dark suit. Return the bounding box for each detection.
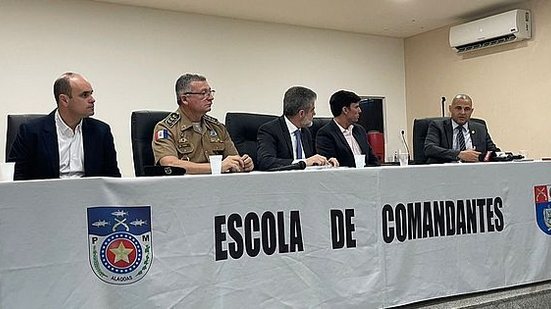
[424,94,500,163]
[257,86,339,171]
[8,72,121,180]
[316,90,379,168]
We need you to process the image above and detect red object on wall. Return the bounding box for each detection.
[367,131,384,162]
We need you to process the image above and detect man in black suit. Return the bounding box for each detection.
[424,94,500,163]
[316,90,379,167]
[8,72,121,180]
[257,86,339,171]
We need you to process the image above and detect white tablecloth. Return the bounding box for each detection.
[1,161,551,308]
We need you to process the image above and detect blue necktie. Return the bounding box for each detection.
[456,126,466,151]
[294,129,303,159]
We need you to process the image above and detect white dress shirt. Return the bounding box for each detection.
[284,117,305,161]
[55,111,85,178]
[451,120,473,151]
[335,120,362,155]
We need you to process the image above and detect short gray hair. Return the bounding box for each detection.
[283,86,316,116]
[175,73,207,105]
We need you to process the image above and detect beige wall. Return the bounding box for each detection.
[405,0,550,159]
[0,0,406,176]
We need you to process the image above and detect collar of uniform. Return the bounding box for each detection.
[178,109,217,133]
[177,108,195,131]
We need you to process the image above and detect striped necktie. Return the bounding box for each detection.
[294,129,303,159]
[456,125,466,151]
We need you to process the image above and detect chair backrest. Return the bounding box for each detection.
[225,112,277,169]
[412,117,487,165]
[130,111,170,176]
[6,114,46,159]
[310,117,332,151]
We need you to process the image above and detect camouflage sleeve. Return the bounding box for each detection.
[152,122,178,165]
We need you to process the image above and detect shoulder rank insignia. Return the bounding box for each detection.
[203,114,219,124]
[164,112,180,128]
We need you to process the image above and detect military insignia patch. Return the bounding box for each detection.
[87,206,152,285]
[534,185,551,235]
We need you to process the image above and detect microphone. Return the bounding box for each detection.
[479,151,495,162]
[400,130,411,160]
[441,96,446,117]
[268,160,307,172]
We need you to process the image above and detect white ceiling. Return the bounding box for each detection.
[92,0,524,38]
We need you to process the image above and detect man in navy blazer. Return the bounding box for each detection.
[424,94,500,163]
[257,86,338,171]
[316,90,379,168]
[8,72,121,180]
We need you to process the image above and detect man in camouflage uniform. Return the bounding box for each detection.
[152,73,254,174]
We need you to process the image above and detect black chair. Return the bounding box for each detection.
[412,117,486,165]
[310,117,332,150]
[130,111,171,176]
[5,114,46,159]
[225,112,277,169]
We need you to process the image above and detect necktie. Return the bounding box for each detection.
[294,129,303,159]
[456,125,466,151]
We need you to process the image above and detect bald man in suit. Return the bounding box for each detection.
[8,72,121,180]
[424,94,500,163]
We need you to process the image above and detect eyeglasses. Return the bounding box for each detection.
[183,89,216,99]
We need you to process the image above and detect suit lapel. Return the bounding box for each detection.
[467,122,480,149]
[333,121,353,155]
[278,117,294,158]
[302,128,314,157]
[82,119,93,175]
[43,112,60,177]
[444,119,454,149]
[352,126,368,154]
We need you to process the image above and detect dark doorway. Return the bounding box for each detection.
[358,97,385,162]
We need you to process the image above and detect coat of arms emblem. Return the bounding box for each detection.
[534,185,551,235]
[87,206,152,284]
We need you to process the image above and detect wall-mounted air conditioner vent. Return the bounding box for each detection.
[449,9,531,53]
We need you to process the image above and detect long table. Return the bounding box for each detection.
[1,161,551,308]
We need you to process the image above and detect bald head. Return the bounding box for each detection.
[452,94,472,105]
[449,94,474,125]
[53,72,85,105]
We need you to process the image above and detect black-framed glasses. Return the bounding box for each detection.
[183,89,216,99]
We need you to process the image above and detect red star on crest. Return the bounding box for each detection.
[106,239,137,268]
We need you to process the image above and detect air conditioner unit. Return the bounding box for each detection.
[449,9,531,53]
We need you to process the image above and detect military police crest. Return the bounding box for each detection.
[87,206,152,284]
[534,185,551,235]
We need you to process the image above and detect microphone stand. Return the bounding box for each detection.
[441,96,446,117]
[400,130,411,161]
